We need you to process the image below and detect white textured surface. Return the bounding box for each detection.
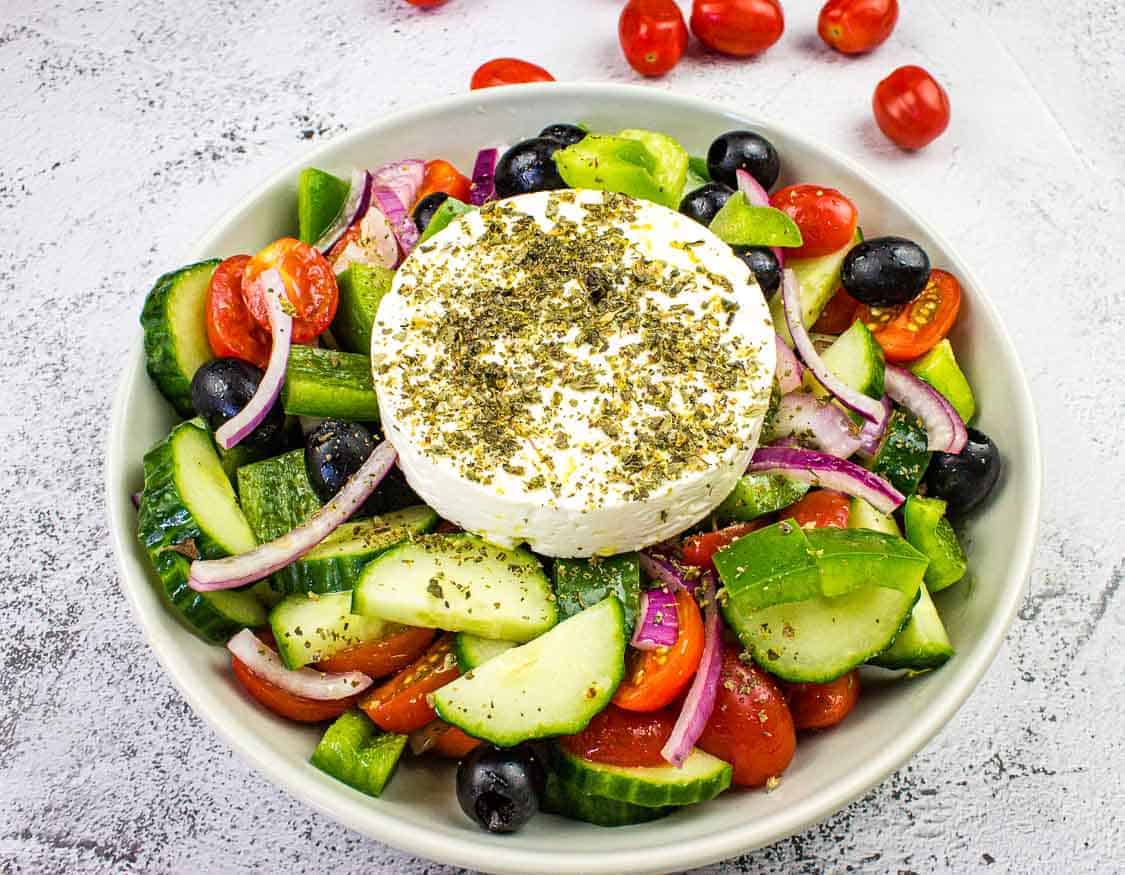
[1,0,1123,872]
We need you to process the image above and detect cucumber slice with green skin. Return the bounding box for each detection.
[870,584,954,671]
[869,409,930,497]
[903,496,967,592]
[352,534,557,642]
[148,552,267,643]
[805,320,885,401]
[542,772,674,827]
[552,747,731,808]
[908,339,976,423]
[140,260,220,415]
[270,591,391,669]
[453,633,516,670]
[310,710,407,798]
[417,197,475,244]
[298,167,349,245]
[709,194,803,248]
[617,128,689,210]
[433,598,626,746]
[715,472,810,522]
[848,496,901,535]
[771,227,863,344]
[553,554,642,639]
[332,263,395,354]
[281,346,379,421]
[215,440,271,491]
[714,521,822,613]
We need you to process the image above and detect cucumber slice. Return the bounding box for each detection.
[903,496,967,592]
[806,320,885,400]
[908,339,975,423]
[333,263,395,354]
[215,440,271,490]
[453,633,517,670]
[148,552,266,643]
[417,197,475,244]
[140,260,219,415]
[352,534,557,642]
[270,591,392,670]
[281,346,379,421]
[870,584,954,671]
[869,409,930,497]
[433,598,626,746]
[310,710,407,798]
[771,227,863,344]
[553,747,731,808]
[542,772,674,827]
[553,554,642,639]
[298,168,349,245]
[715,472,810,522]
[848,496,900,535]
[617,128,689,209]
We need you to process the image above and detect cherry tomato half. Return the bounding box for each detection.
[613,589,705,712]
[406,0,446,7]
[784,670,860,730]
[470,58,555,90]
[771,184,859,259]
[690,0,784,57]
[242,237,338,343]
[781,489,851,529]
[811,287,861,335]
[431,724,483,759]
[315,626,436,678]
[359,634,460,733]
[856,268,961,362]
[873,65,950,150]
[414,159,472,209]
[619,0,689,78]
[230,633,357,723]
[206,254,270,370]
[698,646,796,787]
[818,0,898,54]
[682,521,764,570]
[560,705,677,767]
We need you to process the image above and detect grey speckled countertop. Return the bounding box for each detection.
[2,0,1124,871]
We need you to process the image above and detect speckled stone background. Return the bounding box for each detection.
[2,0,1123,871]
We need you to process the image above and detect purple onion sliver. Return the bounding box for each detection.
[857,395,893,457]
[314,169,372,255]
[775,333,804,393]
[884,365,968,454]
[130,491,142,509]
[371,159,425,213]
[227,629,373,700]
[764,391,863,459]
[631,589,680,650]
[748,446,904,514]
[371,185,419,257]
[639,549,691,592]
[470,147,500,206]
[736,169,783,266]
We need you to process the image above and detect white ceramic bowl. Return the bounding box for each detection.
[106,83,1041,875]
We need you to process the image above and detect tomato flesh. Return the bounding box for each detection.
[315,626,436,678]
[811,288,861,335]
[206,255,270,369]
[230,637,356,724]
[613,588,705,712]
[818,0,898,54]
[682,521,764,569]
[771,184,859,259]
[856,268,961,362]
[359,634,459,733]
[242,237,338,344]
[784,670,861,730]
[690,0,784,57]
[873,65,950,150]
[415,159,472,208]
[560,705,677,767]
[470,58,555,90]
[432,725,483,759]
[619,0,689,78]
[781,489,851,529]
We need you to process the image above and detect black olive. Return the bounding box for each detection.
[190,358,285,450]
[925,428,1001,516]
[841,236,932,307]
[456,745,546,834]
[494,138,566,198]
[679,182,735,226]
[361,465,421,516]
[732,245,781,294]
[304,419,376,503]
[707,130,780,191]
[411,191,450,235]
[539,123,587,146]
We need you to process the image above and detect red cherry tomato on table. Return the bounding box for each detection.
[242,237,338,344]
[770,184,859,259]
[690,0,784,57]
[856,268,961,362]
[613,588,705,712]
[698,645,796,787]
[406,0,446,6]
[414,159,472,208]
[560,705,677,767]
[619,0,689,78]
[811,287,861,335]
[681,521,765,570]
[783,670,861,730]
[780,489,851,529]
[873,65,950,150]
[206,254,271,370]
[470,58,555,90]
[359,634,460,733]
[818,0,898,54]
[314,626,436,678]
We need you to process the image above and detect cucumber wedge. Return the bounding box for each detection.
[715,472,810,522]
[771,227,862,343]
[332,263,395,354]
[453,633,516,670]
[870,584,954,671]
[352,534,556,642]
[140,260,219,415]
[553,747,731,808]
[553,554,642,639]
[806,320,885,400]
[542,772,674,827]
[298,167,349,245]
[909,339,976,423]
[433,598,626,746]
[281,346,379,421]
[868,409,930,497]
[310,710,407,798]
[270,591,393,670]
[848,496,901,535]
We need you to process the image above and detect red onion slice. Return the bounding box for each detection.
[775,333,804,393]
[639,549,696,592]
[189,441,398,591]
[631,589,680,650]
[215,271,292,450]
[227,629,372,700]
[781,270,885,423]
[736,169,784,266]
[884,365,967,453]
[765,391,863,459]
[470,147,501,206]
[857,395,893,458]
[371,159,425,213]
[749,446,904,514]
[314,169,372,256]
[661,573,722,767]
[131,491,142,509]
[371,185,419,257]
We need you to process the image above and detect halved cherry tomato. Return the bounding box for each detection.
[613,589,705,712]
[771,184,859,259]
[406,0,446,7]
[359,634,459,733]
[818,0,898,55]
[784,670,860,730]
[206,255,271,369]
[414,159,472,209]
[560,705,676,767]
[315,626,436,678]
[432,724,483,759]
[856,268,961,362]
[811,288,861,335]
[698,645,796,787]
[242,237,338,343]
[470,58,555,90]
[691,0,784,57]
[682,521,764,569]
[873,65,950,150]
[230,633,357,723]
[619,0,689,78]
[781,489,851,529]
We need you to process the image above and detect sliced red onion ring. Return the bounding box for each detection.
[215,271,292,450]
[749,446,904,514]
[775,333,804,393]
[765,391,863,459]
[314,169,372,256]
[227,629,372,700]
[189,441,398,591]
[639,549,696,592]
[736,169,783,266]
[131,491,142,509]
[857,395,893,458]
[661,572,722,768]
[371,159,425,213]
[884,365,968,454]
[631,589,680,650]
[371,185,419,257]
[782,270,884,423]
[469,147,501,206]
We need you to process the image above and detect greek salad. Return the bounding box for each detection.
[135,122,1001,833]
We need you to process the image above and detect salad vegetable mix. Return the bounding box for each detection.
[135,122,1001,833]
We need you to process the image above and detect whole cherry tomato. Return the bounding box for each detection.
[619,0,689,78]
[206,255,270,370]
[470,58,555,90]
[613,589,705,712]
[359,634,460,733]
[818,0,898,54]
[784,670,860,730]
[681,521,764,570]
[770,184,859,259]
[560,705,677,767]
[781,489,851,529]
[242,237,338,343]
[406,0,445,6]
[856,268,961,362]
[691,0,784,57]
[413,159,472,208]
[314,626,436,678]
[873,65,950,150]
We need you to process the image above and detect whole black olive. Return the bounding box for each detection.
[190,358,285,450]
[925,428,1001,515]
[732,245,781,294]
[456,744,547,834]
[841,236,932,307]
[679,182,735,226]
[411,191,450,236]
[539,123,587,146]
[304,419,376,503]
[707,130,780,191]
[494,138,566,198]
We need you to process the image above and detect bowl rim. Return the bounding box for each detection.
[106,82,1042,875]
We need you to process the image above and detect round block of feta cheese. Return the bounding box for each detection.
[372,189,775,557]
